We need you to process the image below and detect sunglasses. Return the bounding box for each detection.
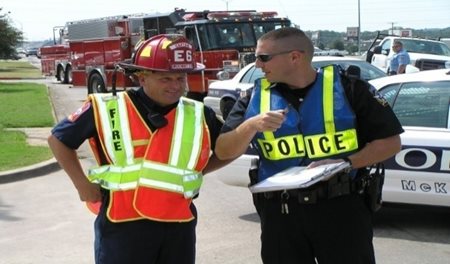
[255,50,301,63]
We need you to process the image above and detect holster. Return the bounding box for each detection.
[363,163,385,212]
[248,158,260,211]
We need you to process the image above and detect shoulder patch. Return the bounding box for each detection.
[367,84,389,107]
[68,101,91,122]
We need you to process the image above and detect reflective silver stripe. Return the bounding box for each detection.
[95,94,117,164]
[138,178,184,193]
[92,178,137,190]
[183,173,200,182]
[188,100,202,170]
[117,93,134,165]
[93,93,134,165]
[143,161,189,175]
[184,190,197,198]
[170,100,184,166]
[89,164,141,175]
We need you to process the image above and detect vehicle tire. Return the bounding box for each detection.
[64,65,72,84]
[57,66,65,82]
[88,73,106,94]
[220,98,236,120]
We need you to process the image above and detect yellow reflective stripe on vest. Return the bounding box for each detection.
[88,164,141,190]
[304,128,358,158]
[169,98,203,170]
[260,79,275,141]
[257,134,306,160]
[323,66,335,133]
[140,161,202,198]
[94,93,134,166]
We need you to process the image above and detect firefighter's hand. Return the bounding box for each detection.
[76,181,102,203]
[251,109,287,132]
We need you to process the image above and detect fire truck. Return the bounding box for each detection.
[39,26,71,83]
[41,9,291,99]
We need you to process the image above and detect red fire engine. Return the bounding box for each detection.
[40,9,291,99]
[40,26,71,83]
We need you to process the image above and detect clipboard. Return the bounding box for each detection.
[249,161,351,193]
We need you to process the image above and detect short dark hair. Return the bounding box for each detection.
[394,40,403,47]
[259,27,314,59]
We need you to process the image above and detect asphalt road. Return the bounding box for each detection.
[0,75,449,264]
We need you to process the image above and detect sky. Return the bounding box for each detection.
[2,0,450,41]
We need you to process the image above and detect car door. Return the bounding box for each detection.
[371,39,392,72]
[379,81,450,206]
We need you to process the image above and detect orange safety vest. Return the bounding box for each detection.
[87,92,211,222]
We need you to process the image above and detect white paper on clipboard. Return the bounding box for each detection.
[249,161,351,193]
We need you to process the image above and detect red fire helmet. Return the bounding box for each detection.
[119,34,204,72]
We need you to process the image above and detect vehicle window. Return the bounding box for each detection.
[241,66,264,84]
[381,39,391,54]
[401,39,450,56]
[311,61,386,81]
[388,81,450,128]
[377,84,400,106]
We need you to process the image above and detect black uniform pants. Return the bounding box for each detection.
[256,193,375,264]
[94,203,197,264]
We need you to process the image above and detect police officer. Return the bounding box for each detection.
[48,34,224,264]
[215,27,404,264]
[389,40,410,75]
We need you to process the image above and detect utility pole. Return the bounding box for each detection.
[221,0,232,11]
[357,0,361,55]
[389,22,396,34]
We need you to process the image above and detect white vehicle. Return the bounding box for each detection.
[205,56,386,119]
[213,69,450,208]
[366,33,450,73]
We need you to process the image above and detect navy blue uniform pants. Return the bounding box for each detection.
[94,203,197,264]
[256,193,375,264]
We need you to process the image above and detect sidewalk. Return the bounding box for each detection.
[0,127,60,184]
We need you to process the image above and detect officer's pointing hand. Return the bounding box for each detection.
[252,109,286,132]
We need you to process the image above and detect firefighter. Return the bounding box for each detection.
[48,34,225,264]
[215,27,404,263]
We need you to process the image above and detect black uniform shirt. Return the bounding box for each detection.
[52,88,222,163]
[221,74,404,150]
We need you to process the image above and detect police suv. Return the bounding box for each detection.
[213,69,450,208]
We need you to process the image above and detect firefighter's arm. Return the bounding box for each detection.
[215,110,286,160]
[202,154,234,175]
[47,135,101,202]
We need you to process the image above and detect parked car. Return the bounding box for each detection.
[25,47,40,57]
[213,69,450,208]
[205,56,387,119]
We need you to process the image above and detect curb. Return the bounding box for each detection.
[0,158,61,184]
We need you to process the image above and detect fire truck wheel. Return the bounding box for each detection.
[64,65,72,84]
[88,73,106,94]
[220,98,236,120]
[57,66,65,82]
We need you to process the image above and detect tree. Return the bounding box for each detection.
[331,39,345,50]
[0,8,23,59]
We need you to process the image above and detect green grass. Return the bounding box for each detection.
[0,82,54,127]
[0,128,53,171]
[0,75,55,171]
[0,61,43,79]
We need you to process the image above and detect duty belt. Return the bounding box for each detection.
[257,172,365,204]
